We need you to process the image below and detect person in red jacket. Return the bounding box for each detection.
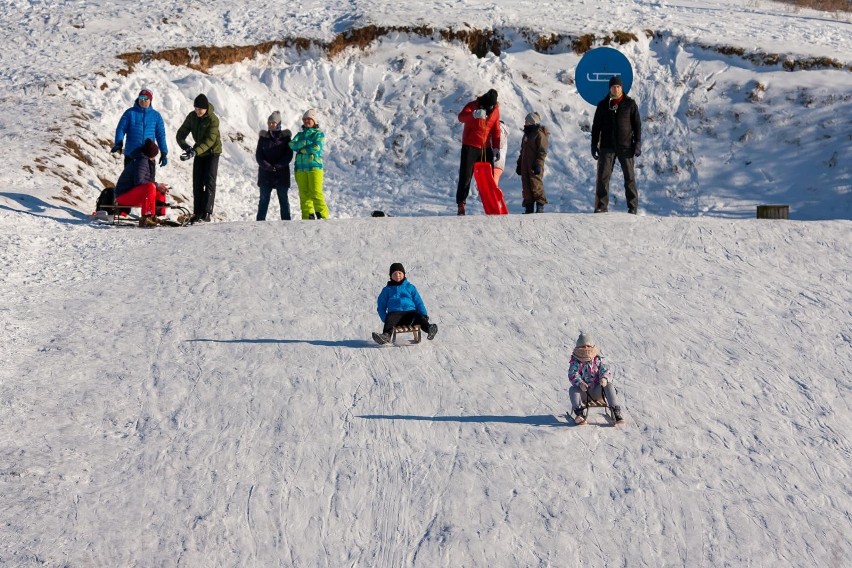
[455,89,501,216]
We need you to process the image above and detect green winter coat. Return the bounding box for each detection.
[289,126,324,171]
[176,104,222,156]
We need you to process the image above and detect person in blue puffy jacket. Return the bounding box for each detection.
[112,88,169,168]
[374,263,438,344]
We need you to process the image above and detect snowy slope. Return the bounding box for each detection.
[1,210,851,566]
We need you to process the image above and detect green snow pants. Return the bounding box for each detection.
[295,169,329,220]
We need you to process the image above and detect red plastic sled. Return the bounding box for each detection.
[473,162,508,215]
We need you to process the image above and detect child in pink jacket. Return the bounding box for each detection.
[568,332,624,424]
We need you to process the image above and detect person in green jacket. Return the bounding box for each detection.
[289,109,329,219]
[176,94,222,222]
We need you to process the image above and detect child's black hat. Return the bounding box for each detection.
[389,262,405,276]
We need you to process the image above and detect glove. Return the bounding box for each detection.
[532,164,541,176]
[110,142,123,154]
[591,145,599,161]
[180,148,196,161]
[578,382,589,392]
[472,109,487,120]
[515,164,521,176]
[159,154,168,167]
[600,378,608,387]
[633,145,641,157]
[493,149,500,162]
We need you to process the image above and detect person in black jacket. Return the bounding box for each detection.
[255,111,294,220]
[591,76,642,214]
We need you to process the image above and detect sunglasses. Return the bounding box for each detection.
[138,95,150,101]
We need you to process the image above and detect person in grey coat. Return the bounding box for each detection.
[516,112,549,213]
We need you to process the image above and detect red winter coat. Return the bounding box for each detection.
[458,100,501,150]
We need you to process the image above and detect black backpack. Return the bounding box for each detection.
[96,187,130,216]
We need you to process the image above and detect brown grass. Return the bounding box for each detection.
[115,24,850,75]
[774,0,851,12]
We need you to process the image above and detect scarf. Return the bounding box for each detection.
[572,345,599,362]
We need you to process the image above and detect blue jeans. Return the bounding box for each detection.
[257,185,290,220]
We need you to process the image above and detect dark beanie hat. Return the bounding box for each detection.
[481,88,498,107]
[194,94,209,109]
[389,262,405,276]
[609,75,623,87]
[142,138,159,158]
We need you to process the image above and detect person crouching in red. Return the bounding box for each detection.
[114,138,169,227]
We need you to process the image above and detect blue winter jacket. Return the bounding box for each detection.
[114,102,169,158]
[114,152,156,196]
[376,279,427,322]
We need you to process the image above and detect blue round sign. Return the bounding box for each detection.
[575,47,634,106]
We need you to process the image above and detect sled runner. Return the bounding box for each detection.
[372,325,422,345]
[572,387,622,425]
[472,162,508,215]
[90,203,192,227]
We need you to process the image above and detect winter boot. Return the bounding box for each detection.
[427,323,438,340]
[535,202,544,213]
[138,215,159,228]
[612,406,625,423]
[523,204,534,214]
[372,332,391,345]
[308,213,317,220]
[457,202,466,216]
[572,408,586,425]
[628,208,637,215]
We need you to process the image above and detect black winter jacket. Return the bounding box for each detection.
[591,95,641,154]
[256,129,294,188]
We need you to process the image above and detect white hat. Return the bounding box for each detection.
[303,109,320,123]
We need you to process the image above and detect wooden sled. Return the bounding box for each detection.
[574,387,618,424]
[392,325,421,344]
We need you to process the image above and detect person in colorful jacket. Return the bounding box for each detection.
[373,263,438,344]
[515,112,549,213]
[111,88,169,167]
[255,111,294,221]
[176,94,222,222]
[289,109,328,219]
[567,332,624,424]
[455,88,501,216]
[114,139,170,228]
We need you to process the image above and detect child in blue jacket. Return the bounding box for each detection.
[568,332,624,424]
[374,263,438,344]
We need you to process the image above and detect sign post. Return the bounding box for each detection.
[575,47,634,106]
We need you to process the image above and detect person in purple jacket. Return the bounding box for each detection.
[111,88,169,168]
[373,263,438,344]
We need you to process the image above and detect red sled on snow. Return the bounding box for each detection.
[473,162,508,215]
